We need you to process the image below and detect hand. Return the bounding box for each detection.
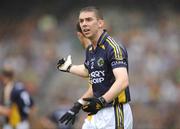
[57,55,72,72]
[77,32,90,49]
[76,22,82,33]
[59,102,82,125]
[82,97,107,115]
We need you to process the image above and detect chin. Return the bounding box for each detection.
[83,31,93,38]
[84,34,91,39]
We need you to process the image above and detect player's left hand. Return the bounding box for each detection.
[82,97,107,115]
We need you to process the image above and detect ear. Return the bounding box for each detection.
[98,19,105,28]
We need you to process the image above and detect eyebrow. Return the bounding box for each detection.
[79,16,96,21]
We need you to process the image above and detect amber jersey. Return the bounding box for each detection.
[84,31,131,104]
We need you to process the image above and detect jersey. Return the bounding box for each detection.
[84,30,131,104]
[5,82,34,127]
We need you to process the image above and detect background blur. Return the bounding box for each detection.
[0,0,179,129]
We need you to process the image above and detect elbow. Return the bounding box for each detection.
[124,79,129,89]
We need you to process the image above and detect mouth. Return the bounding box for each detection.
[83,29,90,35]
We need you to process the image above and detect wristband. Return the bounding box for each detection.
[78,99,86,105]
[67,64,72,72]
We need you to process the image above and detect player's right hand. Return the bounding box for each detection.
[59,102,82,125]
[82,97,107,115]
[76,22,82,33]
[57,55,72,72]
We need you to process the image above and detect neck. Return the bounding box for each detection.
[91,29,104,49]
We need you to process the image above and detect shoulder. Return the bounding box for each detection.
[11,82,25,95]
[104,36,128,59]
[104,36,119,49]
[10,82,24,101]
[104,36,124,53]
[14,82,25,92]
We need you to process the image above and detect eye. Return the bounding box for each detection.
[86,17,93,22]
[79,19,84,23]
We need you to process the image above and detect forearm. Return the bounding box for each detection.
[103,80,128,103]
[70,64,89,78]
[0,105,11,116]
[102,68,129,103]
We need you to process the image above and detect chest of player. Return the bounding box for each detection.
[87,47,110,76]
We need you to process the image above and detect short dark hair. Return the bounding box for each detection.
[79,6,103,20]
[0,68,14,79]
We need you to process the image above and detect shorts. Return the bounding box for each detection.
[82,103,133,129]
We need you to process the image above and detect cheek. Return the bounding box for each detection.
[91,24,99,31]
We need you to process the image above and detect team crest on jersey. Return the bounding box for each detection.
[97,58,104,67]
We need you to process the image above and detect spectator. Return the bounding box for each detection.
[0,66,34,129]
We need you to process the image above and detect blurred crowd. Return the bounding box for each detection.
[0,5,179,129]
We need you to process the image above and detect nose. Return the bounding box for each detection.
[81,20,87,27]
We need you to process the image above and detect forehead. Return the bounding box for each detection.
[79,11,97,19]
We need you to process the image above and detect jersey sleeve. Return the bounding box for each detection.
[108,44,128,69]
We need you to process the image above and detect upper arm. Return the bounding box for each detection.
[106,40,129,87]
[113,67,128,82]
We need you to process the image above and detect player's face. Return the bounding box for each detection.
[79,11,103,39]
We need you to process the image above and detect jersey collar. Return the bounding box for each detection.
[88,30,108,52]
[97,30,108,46]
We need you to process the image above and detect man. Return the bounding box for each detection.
[57,6,133,129]
[0,67,34,129]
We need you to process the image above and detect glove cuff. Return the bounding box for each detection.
[78,99,86,105]
[72,101,82,114]
[74,101,83,109]
[67,64,72,72]
[98,97,107,107]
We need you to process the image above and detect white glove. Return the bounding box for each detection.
[57,55,72,72]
